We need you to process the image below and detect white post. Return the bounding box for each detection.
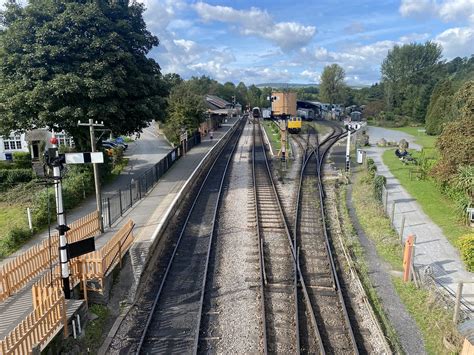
[27,207,33,232]
[51,132,71,299]
[345,129,351,172]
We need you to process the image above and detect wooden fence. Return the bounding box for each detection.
[80,220,134,290]
[0,211,100,302]
[0,287,66,354]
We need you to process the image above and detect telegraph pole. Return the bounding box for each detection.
[49,133,71,299]
[78,119,104,232]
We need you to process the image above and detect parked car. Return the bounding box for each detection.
[104,140,128,150]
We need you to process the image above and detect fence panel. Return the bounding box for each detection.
[0,287,65,355]
[0,211,100,302]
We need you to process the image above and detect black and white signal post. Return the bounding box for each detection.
[46,134,102,299]
[49,134,71,298]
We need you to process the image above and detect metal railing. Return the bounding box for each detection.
[102,132,201,227]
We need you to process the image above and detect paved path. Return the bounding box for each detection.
[365,126,474,314]
[0,118,239,340]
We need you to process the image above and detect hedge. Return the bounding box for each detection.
[0,226,32,257]
[458,234,474,272]
[0,169,34,185]
[12,152,32,169]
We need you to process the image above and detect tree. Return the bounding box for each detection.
[425,79,455,135]
[381,41,442,120]
[431,81,474,183]
[246,85,262,109]
[0,0,167,148]
[236,82,248,106]
[164,81,206,144]
[163,73,183,92]
[320,64,346,104]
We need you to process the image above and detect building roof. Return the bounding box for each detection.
[205,95,231,110]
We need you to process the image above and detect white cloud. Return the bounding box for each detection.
[435,26,474,58]
[300,70,321,82]
[193,2,316,51]
[399,0,474,22]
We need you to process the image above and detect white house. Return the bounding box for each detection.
[0,129,74,161]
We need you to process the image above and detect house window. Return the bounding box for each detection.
[3,136,22,150]
[56,134,74,147]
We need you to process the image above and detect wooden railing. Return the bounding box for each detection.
[80,220,134,290]
[0,287,66,354]
[0,211,100,302]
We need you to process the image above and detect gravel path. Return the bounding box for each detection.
[199,121,261,353]
[345,184,426,354]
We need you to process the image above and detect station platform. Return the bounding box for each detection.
[0,116,240,347]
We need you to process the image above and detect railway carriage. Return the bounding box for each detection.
[252,107,261,118]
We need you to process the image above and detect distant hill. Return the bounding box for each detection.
[255,83,319,89]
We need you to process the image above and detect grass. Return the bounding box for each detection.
[304,121,331,136]
[383,150,470,246]
[352,169,462,354]
[337,185,403,353]
[352,172,403,270]
[0,203,29,237]
[262,120,282,153]
[386,126,437,149]
[392,277,462,354]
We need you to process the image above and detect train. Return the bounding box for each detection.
[287,117,302,134]
[252,107,261,118]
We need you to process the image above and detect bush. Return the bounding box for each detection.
[0,168,34,186]
[12,152,32,169]
[458,234,474,272]
[0,226,32,257]
[373,175,387,203]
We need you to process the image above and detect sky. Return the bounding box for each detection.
[2,0,474,86]
[135,0,474,86]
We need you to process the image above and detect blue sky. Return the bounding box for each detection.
[2,0,473,85]
[136,0,473,85]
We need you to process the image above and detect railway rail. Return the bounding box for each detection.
[134,120,244,354]
[252,121,299,354]
[294,124,359,354]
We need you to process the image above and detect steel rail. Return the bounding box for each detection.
[135,120,244,354]
[253,120,300,354]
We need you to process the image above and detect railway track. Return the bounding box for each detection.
[252,121,299,354]
[294,124,359,354]
[134,120,244,354]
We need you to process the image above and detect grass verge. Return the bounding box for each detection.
[392,278,462,354]
[262,120,281,153]
[351,170,462,354]
[337,184,403,353]
[382,150,470,246]
[0,203,29,237]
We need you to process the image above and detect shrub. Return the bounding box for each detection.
[458,234,474,272]
[12,152,32,169]
[373,175,387,203]
[0,226,32,257]
[0,169,34,186]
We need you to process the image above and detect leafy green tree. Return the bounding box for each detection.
[425,79,455,135]
[163,73,183,92]
[320,64,347,104]
[431,81,474,183]
[0,0,167,148]
[236,82,248,106]
[246,85,262,109]
[164,82,206,144]
[381,41,442,120]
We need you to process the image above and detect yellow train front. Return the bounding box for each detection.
[287,117,302,134]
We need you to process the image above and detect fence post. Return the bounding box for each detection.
[62,295,68,337]
[119,241,122,268]
[391,201,396,226]
[453,281,464,323]
[107,198,111,228]
[119,190,123,217]
[82,261,88,303]
[400,215,406,244]
[129,184,133,208]
[138,178,142,200]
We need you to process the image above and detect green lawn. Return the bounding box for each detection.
[382,150,470,246]
[387,126,437,149]
[0,204,29,237]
